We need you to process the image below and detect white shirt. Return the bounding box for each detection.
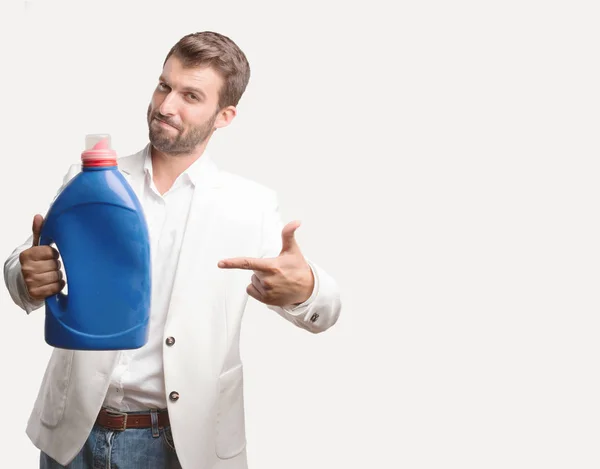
[103,146,200,411]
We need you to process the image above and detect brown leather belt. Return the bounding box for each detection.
[96,407,170,431]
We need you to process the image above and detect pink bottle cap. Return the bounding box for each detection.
[81,134,117,167]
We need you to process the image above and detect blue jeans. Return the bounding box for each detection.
[39,420,182,468]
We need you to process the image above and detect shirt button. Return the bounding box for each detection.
[165,337,175,346]
[310,313,319,323]
[169,391,180,402]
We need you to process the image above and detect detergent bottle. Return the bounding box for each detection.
[39,134,151,350]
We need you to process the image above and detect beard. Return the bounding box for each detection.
[147,104,218,155]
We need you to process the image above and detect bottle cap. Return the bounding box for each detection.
[81,134,117,167]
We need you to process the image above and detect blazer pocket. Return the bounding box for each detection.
[39,349,74,427]
[215,364,247,459]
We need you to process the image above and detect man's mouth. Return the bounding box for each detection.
[154,117,179,131]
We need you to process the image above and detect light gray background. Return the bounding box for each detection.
[1,0,599,467]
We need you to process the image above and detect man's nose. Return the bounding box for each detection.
[158,92,177,116]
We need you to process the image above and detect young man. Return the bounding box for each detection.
[4,31,341,469]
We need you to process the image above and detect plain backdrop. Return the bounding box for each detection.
[1,0,599,468]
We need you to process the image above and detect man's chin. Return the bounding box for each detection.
[149,136,176,153]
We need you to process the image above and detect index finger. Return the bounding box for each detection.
[218,257,273,272]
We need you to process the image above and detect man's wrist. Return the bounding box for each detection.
[292,266,316,306]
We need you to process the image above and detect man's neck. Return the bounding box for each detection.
[150,143,206,195]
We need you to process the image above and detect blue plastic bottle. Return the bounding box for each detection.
[39,134,151,350]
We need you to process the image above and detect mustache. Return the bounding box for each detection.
[152,113,182,131]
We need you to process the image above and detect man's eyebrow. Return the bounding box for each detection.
[158,76,207,99]
[183,86,206,97]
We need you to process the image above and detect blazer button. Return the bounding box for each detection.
[169,391,180,402]
[165,337,175,346]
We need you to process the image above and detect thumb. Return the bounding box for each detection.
[280,220,302,255]
[32,214,44,247]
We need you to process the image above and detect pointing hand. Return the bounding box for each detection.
[218,221,314,307]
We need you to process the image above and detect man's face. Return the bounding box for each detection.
[147,55,224,155]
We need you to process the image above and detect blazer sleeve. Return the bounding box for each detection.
[260,189,341,333]
[3,163,82,314]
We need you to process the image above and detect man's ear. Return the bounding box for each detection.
[214,106,237,130]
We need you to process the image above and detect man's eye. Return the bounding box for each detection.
[186,93,199,101]
[158,83,169,91]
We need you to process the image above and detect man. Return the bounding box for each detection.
[3,31,341,469]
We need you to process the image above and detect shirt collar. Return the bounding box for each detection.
[142,143,210,188]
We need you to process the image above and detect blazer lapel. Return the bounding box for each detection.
[117,147,147,197]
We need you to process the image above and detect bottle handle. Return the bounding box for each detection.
[39,232,69,317]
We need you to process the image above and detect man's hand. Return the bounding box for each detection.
[218,221,314,307]
[19,214,65,301]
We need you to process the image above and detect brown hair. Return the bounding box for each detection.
[163,31,251,109]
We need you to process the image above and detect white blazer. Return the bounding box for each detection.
[3,148,342,468]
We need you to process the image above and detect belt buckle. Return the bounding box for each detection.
[106,409,128,431]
